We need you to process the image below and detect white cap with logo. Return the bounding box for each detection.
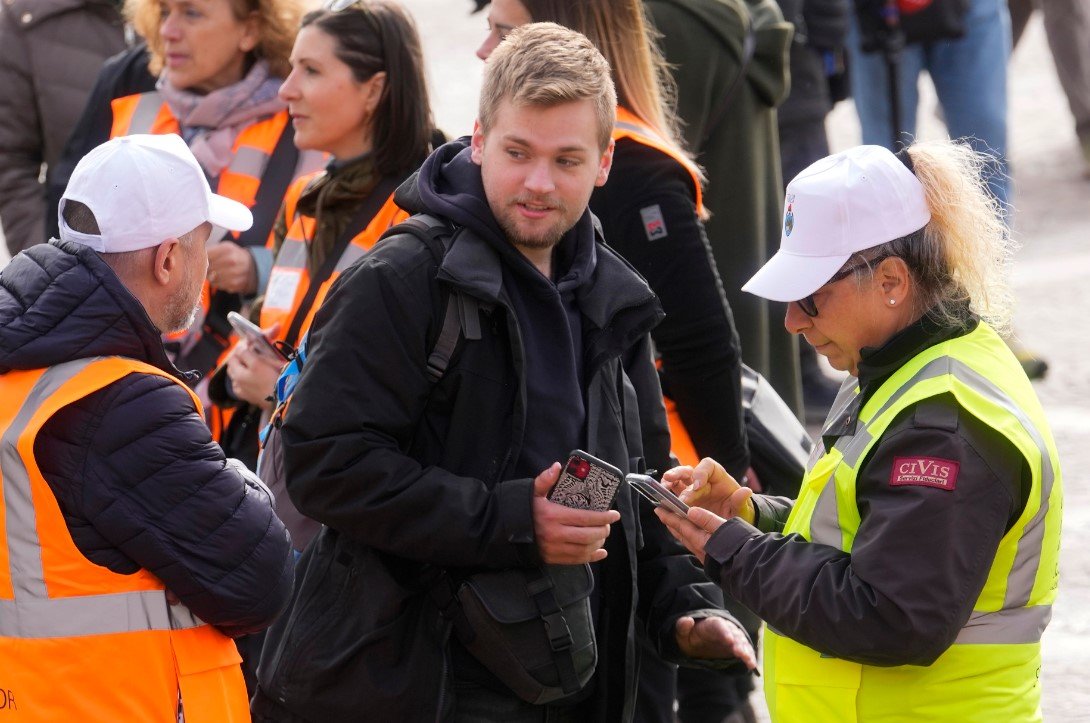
[742,144,931,302]
[59,133,253,252]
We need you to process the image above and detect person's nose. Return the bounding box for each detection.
[476,33,498,61]
[278,72,298,102]
[524,160,556,195]
[160,9,181,41]
[784,301,809,335]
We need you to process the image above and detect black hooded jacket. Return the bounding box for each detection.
[0,239,294,637]
[254,140,739,722]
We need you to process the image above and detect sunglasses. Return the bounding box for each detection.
[795,253,895,318]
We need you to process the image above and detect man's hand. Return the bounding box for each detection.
[654,505,726,564]
[674,615,757,670]
[662,457,756,525]
[207,241,257,295]
[532,462,620,564]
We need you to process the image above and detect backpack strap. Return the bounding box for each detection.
[378,214,484,383]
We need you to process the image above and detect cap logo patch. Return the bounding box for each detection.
[640,204,668,241]
[889,456,960,491]
[784,194,795,236]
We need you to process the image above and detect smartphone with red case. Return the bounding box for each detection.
[547,450,624,511]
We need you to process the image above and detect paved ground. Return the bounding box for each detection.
[2,3,1086,718]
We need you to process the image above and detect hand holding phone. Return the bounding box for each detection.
[627,473,690,517]
[547,450,624,511]
[227,311,289,363]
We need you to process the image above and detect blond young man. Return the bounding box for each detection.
[254,23,753,723]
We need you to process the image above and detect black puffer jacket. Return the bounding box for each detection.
[0,239,294,637]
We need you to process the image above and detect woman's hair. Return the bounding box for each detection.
[301,1,433,176]
[866,141,1017,334]
[519,0,697,175]
[127,0,300,79]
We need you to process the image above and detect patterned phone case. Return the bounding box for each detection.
[548,451,624,511]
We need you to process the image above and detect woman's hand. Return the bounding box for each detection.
[207,241,257,295]
[662,457,756,525]
[654,505,726,564]
[225,330,284,411]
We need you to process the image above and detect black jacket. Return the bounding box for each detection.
[704,314,1029,666]
[254,141,737,722]
[591,138,749,478]
[0,239,295,637]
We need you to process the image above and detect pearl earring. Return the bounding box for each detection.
[889,299,896,305]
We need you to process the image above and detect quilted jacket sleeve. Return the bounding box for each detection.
[35,373,295,638]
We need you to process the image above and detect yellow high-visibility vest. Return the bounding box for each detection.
[764,322,1062,723]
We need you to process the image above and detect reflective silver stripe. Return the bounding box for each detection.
[2,359,99,598]
[948,360,1056,609]
[808,471,841,547]
[228,144,270,180]
[834,358,951,467]
[1,358,208,639]
[818,376,861,441]
[333,243,369,273]
[614,120,665,145]
[125,91,164,134]
[0,590,205,639]
[274,238,307,270]
[954,606,1052,644]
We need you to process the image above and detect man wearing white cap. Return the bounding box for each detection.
[0,134,294,721]
[656,142,1062,721]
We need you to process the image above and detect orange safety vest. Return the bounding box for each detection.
[0,356,249,722]
[613,108,704,465]
[259,172,408,343]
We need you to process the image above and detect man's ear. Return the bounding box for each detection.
[595,138,615,187]
[470,119,485,166]
[152,238,182,287]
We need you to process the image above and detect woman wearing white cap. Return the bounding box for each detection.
[656,141,1063,722]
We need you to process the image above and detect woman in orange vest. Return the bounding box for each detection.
[477,1,755,720]
[213,0,435,523]
[102,0,324,386]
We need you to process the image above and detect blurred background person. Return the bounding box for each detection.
[213,0,435,549]
[47,0,323,407]
[1008,0,1090,174]
[0,0,129,256]
[478,2,758,721]
[644,0,801,421]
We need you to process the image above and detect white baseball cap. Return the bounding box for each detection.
[59,133,253,252]
[742,145,931,302]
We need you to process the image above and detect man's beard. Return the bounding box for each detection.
[494,195,572,252]
[162,273,202,334]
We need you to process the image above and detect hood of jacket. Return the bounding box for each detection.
[650,0,791,108]
[0,240,191,379]
[394,138,664,345]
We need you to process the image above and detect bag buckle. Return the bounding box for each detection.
[542,611,573,652]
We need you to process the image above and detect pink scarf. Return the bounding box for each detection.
[157,60,286,177]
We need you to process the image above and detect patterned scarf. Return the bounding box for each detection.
[296,153,380,273]
[157,60,286,177]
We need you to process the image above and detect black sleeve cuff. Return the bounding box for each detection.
[703,517,761,581]
[497,477,540,567]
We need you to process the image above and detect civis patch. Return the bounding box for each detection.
[889,457,960,491]
[640,204,668,241]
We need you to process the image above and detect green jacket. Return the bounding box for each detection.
[645,0,801,413]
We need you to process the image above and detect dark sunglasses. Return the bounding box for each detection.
[795,253,895,318]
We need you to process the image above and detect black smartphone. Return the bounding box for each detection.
[626,473,690,517]
[227,311,289,362]
[547,450,624,511]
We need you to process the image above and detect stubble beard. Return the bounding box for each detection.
[495,197,572,254]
